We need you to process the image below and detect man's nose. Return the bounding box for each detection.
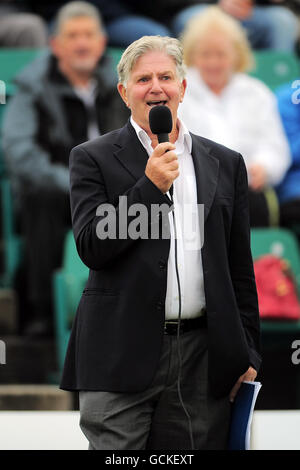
[74,35,90,48]
[150,77,163,93]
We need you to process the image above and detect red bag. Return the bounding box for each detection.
[253,254,300,320]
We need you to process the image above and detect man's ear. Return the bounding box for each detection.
[98,34,107,58]
[50,36,60,58]
[117,83,129,108]
[180,78,187,103]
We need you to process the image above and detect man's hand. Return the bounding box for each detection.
[219,0,253,20]
[248,163,267,191]
[145,142,179,194]
[229,366,257,402]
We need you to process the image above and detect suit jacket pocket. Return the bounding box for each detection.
[214,196,233,206]
[83,287,119,296]
[77,292,120,361]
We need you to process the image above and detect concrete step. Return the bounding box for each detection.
[0,335,58,384]
[0,385,73,410]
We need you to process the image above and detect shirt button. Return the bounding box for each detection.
[157,301,164,311]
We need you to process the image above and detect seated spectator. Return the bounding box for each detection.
[0,0,47,47]
[172,0,299,52]
[88,0,170,47]
[275,82,300,237]
[15,1,170,46]
[2,1,129,336]
[15,0,298,51]
[178,7,291,227]
[87,0,299,51]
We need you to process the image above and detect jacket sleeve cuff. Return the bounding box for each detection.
[136,174,174,209]
[249,347,262,373]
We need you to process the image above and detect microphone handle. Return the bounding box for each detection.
[156,133,173,197]
[157,133,169,144]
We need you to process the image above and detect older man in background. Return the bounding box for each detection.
[2,1,129,336]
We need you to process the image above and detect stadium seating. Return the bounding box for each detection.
[251,228,300,408]
[0,48,298,289]
[0,93,23,287]
[0,179,23,288]
[0,48,45,96]
[1,47,300,380]
[0,47,124,289]
[0,47,123,95]
[249,50,300,90]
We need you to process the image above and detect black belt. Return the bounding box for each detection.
[164,310,207,335]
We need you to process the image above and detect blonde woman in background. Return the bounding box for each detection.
[178,6,291,227]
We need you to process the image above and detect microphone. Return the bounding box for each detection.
[149,105,172,144]
[149,105,174,197]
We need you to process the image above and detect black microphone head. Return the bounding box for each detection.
[149,105,173,135]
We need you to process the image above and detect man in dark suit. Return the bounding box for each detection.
[60,35,261,450]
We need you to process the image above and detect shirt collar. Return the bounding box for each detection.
[177,118,192,154]
[130,115,192,155]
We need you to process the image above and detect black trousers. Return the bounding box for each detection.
[18,188,71,325]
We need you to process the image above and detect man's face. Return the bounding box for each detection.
[118,50,186,134]
[51,16,106,74]
[192,31,236,91]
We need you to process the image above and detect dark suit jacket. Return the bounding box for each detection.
[60,120,261,398]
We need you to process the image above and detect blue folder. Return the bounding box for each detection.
[228,381,262,450]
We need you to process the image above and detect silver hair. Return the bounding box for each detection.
[117,35,187,86]
[53,1,105,36]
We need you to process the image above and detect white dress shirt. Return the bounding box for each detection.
[178,67,290,186]
[130,115,206,320]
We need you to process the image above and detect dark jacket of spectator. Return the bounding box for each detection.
[2,51,129,210]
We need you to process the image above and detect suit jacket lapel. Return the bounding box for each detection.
[191,133,219,222]
[113,120,149,182]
